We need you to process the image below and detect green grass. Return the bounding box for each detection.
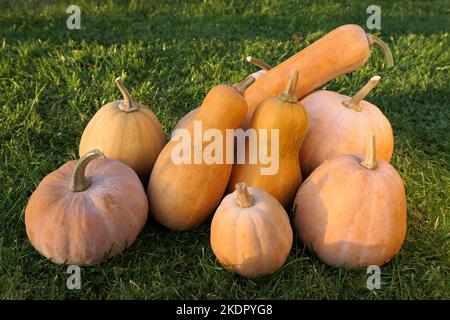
[0,0,449,299]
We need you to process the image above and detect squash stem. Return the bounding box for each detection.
[279,69,299,103]
[366,34,394,67]
[115,77,137,112]
[71,149,104,192]
[246,56,272,71]
[235,183,254,208]
[360,133,377,170]
[232,75,255,96]
[342,76,381,111]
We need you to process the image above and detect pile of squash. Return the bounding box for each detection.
[25,24,407,277]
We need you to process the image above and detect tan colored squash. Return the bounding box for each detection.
[25,149,148,266]
[242,24,394,128]
[299,75,393,177]
[211,183,293,278]
[294,134,407,269]
[171,56,272,135]
[79,77,165,181]
[147,77,254,231]
[227,70,308,208]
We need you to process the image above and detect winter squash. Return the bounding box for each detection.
[227,70,308,208]
[294,134,407,269]
[147,77,254,231]
[79,77,165,182]
[211,183,293,278]
[299,75,393,177]
[242,24,394,128]
[25,149,148,266]
[171,56,272,135]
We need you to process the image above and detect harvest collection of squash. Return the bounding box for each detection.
[25,24,407,277]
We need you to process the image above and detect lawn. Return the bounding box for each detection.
[0,0,448,299]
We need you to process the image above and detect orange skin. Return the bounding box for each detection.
[299,90,393,177]
[242,24,371,128]
[211,185,293,278]
[147,85,248,231]
[25,158,148,266]
[227,84,309,208]
[294,153,407,269]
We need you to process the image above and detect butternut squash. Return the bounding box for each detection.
[227,70,308,208]
[242,24,394,128]
[171,56,272,135]
[147,77,254,231]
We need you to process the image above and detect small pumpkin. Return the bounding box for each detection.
[79,77,165,182]
[211,183,293,278]
[242,24,394,129]
[294,134,407,269]
[147,77,254,231]
[299,75,394,177]
[25,149,148,266]
[227,70,308,208]
[171,56,272,135]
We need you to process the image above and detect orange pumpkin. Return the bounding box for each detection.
[294,134,407,269]
[299,75,394,177]
[211,183,293,278]
[79,77,165,181]
[25,150,148,265]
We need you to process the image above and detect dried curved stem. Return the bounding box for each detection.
[71,149,104,192]
[235,183,254,208]
[232,75,255,96]
[367,34,394,67]
[115,77,138,112]
[279,69,299,103]
[360,133,377,170]
[246,56,272,71]
[342,76,381,111]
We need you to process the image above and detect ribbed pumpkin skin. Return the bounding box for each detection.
[211,186,293,278]
[79,101,165,180]
[242,24,370,128]
[25,158,148,266]
[294,154,406,269]
[147,85,248,231]
[299,90,393,177]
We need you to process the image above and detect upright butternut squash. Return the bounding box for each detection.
[242,24,394,128]
[227,70,308,208]
[147,77,254,231]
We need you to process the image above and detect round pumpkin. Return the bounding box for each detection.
[294,134,407,269]
[211,183,293,278]
[79,77,165,181]
[299,75,393,177]
[25,149,148,266]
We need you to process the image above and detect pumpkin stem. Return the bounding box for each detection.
[278,69,299,103]
[115,77,138,112]
[366,34,394,67]
[246,56,272,71]
[342,76,381,111]
[71,149,104,192]
[360,133,377,170]
[235,183,254,208]
[232,75,255,96]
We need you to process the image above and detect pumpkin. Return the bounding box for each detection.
[171,56,272,135]
[211,183,293,278]
[299,75,393,177]
[242,24,394,129]
[79,77,165,182]
[147,77,254,231]
[25,149,148,266]
[227,70,308,208]
[294,134,407,269]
